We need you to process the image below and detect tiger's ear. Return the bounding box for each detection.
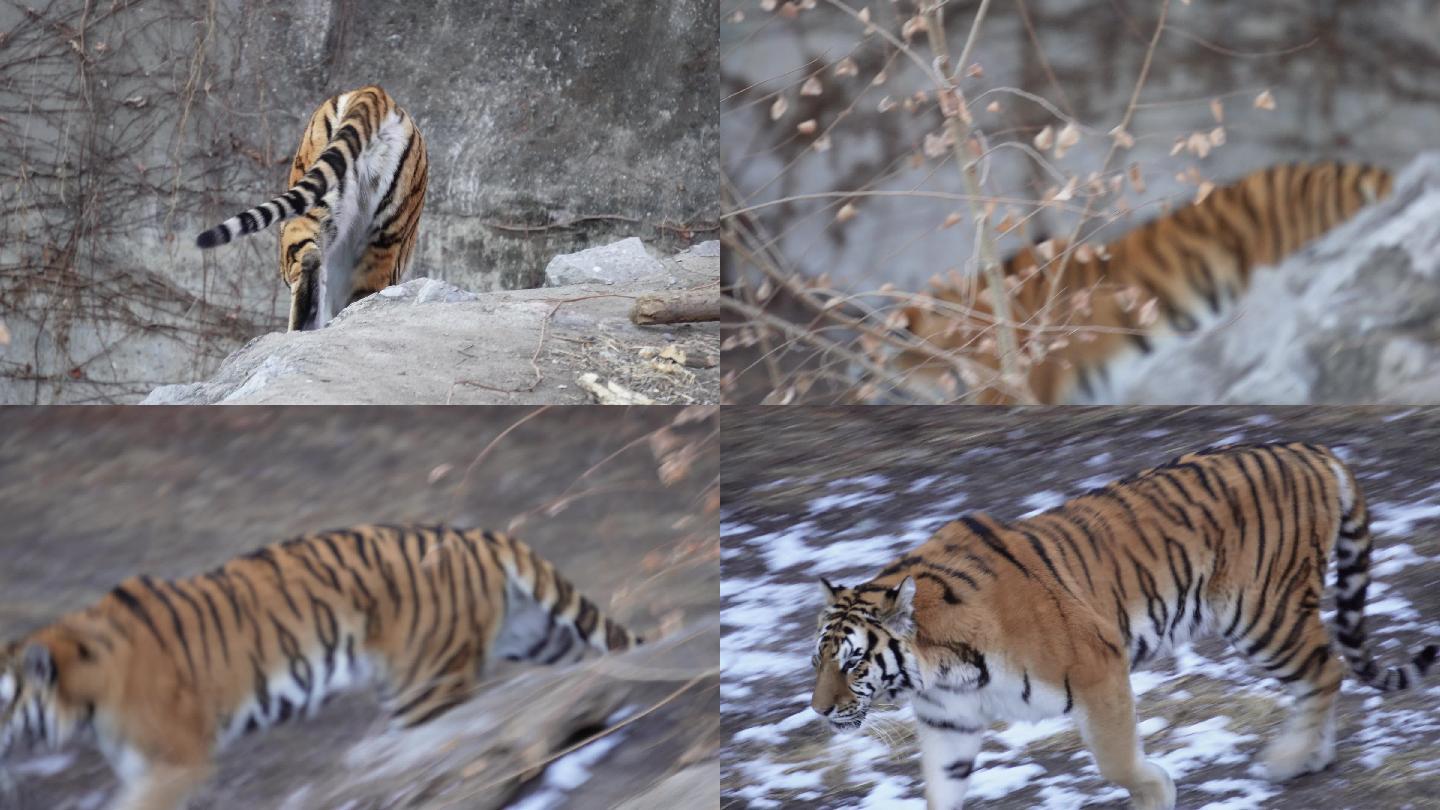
[819,577,846,604]
[22,643,55,686]
[882,577,916,631]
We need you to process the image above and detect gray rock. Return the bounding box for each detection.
[544,237,669,287]
[141,249,719,405]
[688,240,721,258]
[613,763,719,810]
[1117,152,1440,405]
[338,277,479,319]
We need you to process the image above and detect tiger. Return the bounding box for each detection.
[896,162,1393,404]
[810,442,1437,810]
[0,524,642,810]
[195,85,429,332]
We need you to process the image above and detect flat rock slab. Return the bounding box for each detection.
[143,249,718,405]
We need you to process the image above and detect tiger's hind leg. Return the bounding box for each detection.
[380,641,484,730]
[344,210,422,308]
[316,233,407,322]
[280,211,327,331]
[1074,671,1176,810]
[348,151,425,307]
[1237,611,1343,781]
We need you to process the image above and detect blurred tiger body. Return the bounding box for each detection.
[0,525,641,810]
[899,163,1393,404]
[196,86,428,332]
[810,443,1437,810]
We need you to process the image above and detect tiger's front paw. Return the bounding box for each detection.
[924,782,969,810]
[1130,759,1176,810]
[1260,732,1334,781]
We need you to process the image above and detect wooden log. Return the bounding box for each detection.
[630,289,719,324]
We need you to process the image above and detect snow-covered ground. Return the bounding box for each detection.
[721,407,1440,809]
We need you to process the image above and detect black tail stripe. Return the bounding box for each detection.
[283,189,309,215]
[575,597,599,639]
[606,617,630,650]
[298,177,326,198]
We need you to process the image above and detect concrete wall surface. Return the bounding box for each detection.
[0,0,718,403]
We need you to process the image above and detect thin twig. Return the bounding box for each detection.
[921,0,1030,400]
[444,407,552,522]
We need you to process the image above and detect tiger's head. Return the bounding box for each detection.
[810,576,921,730]
[0,637,96,758]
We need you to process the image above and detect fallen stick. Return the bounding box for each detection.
[630,288,719,324]
[577,372,656,405]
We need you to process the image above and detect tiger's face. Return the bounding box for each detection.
[811,577,918,730]
[0,643,38,758]
[0,639,92,757]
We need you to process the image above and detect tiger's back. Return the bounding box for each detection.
[905,443,1354,670]
[899,163,1393,404]
[196,86,429,332]
[886,442,1431,696]
[0,524,641,810]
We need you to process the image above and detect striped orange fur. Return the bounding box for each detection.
[0,525,641,810]
[898,162,1393,403]
[196,86,428,331]
[811,443,1436,809]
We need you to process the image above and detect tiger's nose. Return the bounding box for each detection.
[811,698,833,717]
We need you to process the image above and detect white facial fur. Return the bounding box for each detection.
[0,672,14,704]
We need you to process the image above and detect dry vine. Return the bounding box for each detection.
[0,0,283,404]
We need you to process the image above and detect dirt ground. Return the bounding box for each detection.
[721,406,1440,809]
[0,407,719,809]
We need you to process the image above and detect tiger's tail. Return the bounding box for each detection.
[194,87,391,249]
[1326,453,1439,691]
[484,531,644,661]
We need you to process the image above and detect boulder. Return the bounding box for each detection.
[544,237,671,287]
